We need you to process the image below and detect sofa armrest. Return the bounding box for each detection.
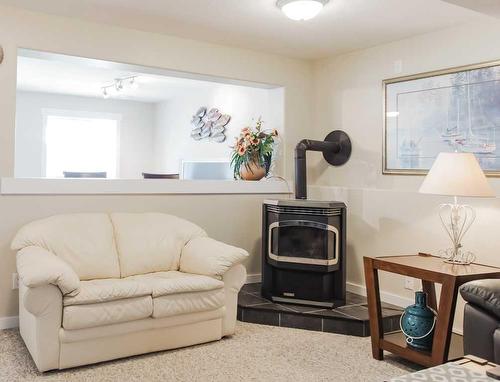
[17,246,80,296]
[222,264,247,336]
[460,279,500,320]
[180,237,249,278]
[463,303,497,362]
[494,328,500,364]
[19,283,63,371]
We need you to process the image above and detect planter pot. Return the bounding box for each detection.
[240,161,267,181]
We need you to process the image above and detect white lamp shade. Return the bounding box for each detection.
[419,152,495,197]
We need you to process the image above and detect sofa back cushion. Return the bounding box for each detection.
[11,214,120,280]
[110,213,207,277]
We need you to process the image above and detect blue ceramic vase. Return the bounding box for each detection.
[400,291,435,351]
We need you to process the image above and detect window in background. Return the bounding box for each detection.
[44,113,119,178]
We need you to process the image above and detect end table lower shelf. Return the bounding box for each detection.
[382,331,463,364]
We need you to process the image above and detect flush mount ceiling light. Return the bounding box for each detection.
[277,0,329,21]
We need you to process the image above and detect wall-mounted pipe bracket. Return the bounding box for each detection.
[295,130,352,199]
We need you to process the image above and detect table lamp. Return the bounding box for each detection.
[419,152,495,264]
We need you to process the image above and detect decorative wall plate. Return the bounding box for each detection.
[210,133,226,143]
[190,106,230,143]
[217,114,231,126]
[210,114,222,122]
[200,129,211,139]
[211,125,226,135]
[206,108,221,121]
[201,123,212,136]
[195,107,207,118]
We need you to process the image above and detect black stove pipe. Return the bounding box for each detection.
[295,139,341,200]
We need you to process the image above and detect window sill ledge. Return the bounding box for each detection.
[0,178,292,195]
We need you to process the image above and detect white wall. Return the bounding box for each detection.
[152,85,284,175]
[0,5,310,320]
[311,19,500,330]
[15,91,155,179]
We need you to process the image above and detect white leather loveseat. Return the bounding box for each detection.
[11,213,248,372]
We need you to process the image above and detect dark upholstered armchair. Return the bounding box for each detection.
[460,279,500,363]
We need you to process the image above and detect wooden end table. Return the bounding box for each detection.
[364,254,500,367]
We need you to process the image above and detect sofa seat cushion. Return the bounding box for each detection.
[63,279,152,307]
[62,272,224,327]
[128,272,225,318]
[63,296,153,330]
[153,289,225,318]
[126,271,224,298]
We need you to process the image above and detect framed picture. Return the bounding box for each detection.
[383,60,500,176]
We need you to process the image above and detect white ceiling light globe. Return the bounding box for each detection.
[277,0,329,21]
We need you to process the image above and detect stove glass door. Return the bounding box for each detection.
[268,220,338,266]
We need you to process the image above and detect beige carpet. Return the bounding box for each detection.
[0,323,416,382]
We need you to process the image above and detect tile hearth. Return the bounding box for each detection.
[237,283,403,337]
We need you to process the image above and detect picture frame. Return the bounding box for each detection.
[383,59,500,176]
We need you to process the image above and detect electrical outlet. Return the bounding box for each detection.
[12,273,18,290]
[404,277,414,291]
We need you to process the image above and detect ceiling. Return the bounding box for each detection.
[1,0,490,59]
[17,54,226,102]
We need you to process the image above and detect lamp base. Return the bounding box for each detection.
[438,201,476,265]
[439,248,475,265]
[443,259,475,265]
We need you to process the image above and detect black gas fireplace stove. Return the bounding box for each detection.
[261,131,352,308]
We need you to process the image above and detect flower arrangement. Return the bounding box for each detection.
[230,118,278,180]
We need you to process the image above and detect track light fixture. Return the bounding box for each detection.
[115,79,124,92]
[101,75,139,99]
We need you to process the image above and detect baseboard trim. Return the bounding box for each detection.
[246,273,262,284]
[346,281,412,308]
[0,316,19,329]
